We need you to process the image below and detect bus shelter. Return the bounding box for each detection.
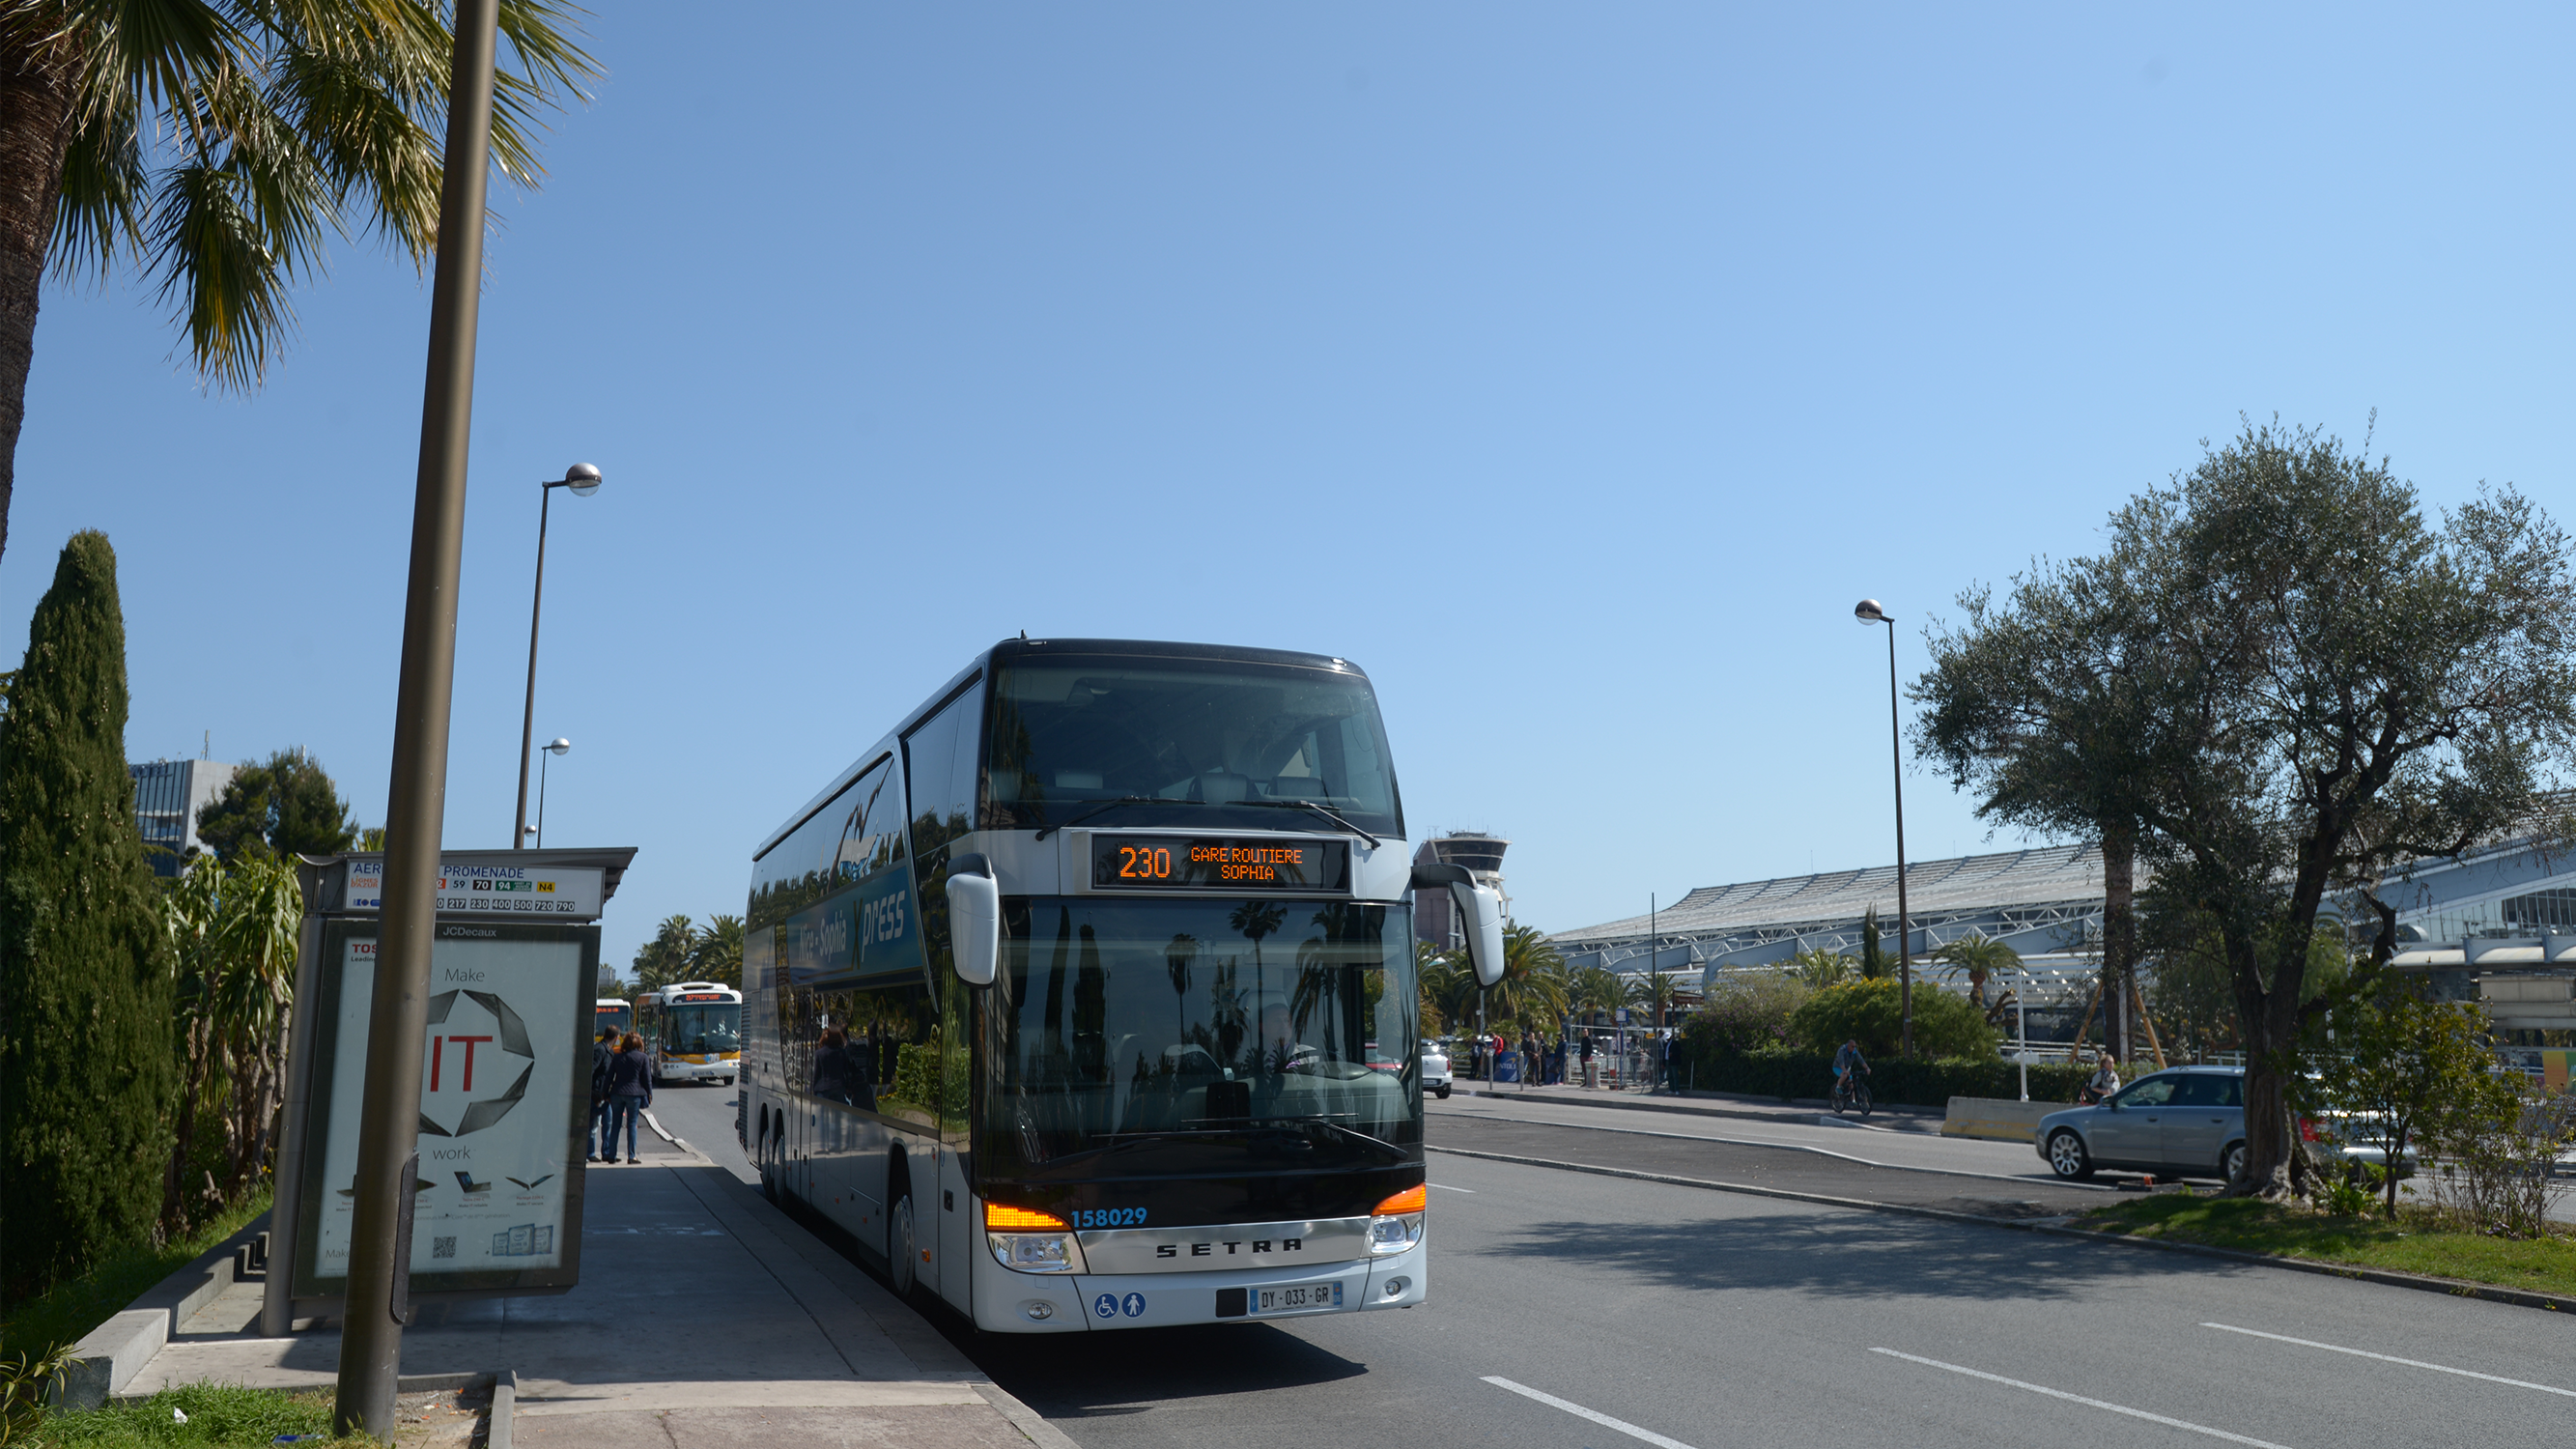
[261,847,637,1336]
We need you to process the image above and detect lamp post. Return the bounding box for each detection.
[514,465,601,847]
[336,0,499,1434]
[526,737,570,848]
[1854,598,1913,1059]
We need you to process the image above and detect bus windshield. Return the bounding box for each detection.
[659,1004,741,1055]
[983,656,1402,838]
[983,898,1417,1179]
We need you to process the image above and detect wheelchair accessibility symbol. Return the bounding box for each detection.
[1093,1293,1118,1320]
[1120,1292,1146,1318]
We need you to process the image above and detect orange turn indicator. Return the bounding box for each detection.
[1372,1184,1427,1215]
[984,1204,1072,1232]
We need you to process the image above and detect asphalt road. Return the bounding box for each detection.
[647,1086,2576,1448]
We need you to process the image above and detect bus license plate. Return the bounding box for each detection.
[1252,1281,1345,1316]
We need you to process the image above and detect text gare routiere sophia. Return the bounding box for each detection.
[1196,842,1315,883]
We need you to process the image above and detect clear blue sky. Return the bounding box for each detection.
[9,4,2570,969]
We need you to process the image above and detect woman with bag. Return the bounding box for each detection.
[607,1032,653,1164]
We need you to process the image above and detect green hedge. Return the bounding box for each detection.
[1670,1044,2096,1109]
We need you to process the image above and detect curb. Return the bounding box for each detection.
[974,1381,1079,1449]
[1424,1143,2576,1316]
[1436,1107,2118,1193]
[489,1368,515,1449]
[1458,1086,1945,1131]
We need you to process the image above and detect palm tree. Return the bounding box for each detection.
[1626,968,1684,1033]
[0,1,597,565]
[1416,943,1469,1039]
[1787,946,1854,987]
[632,914,695,992]
[1485,924,1569,1038]
[690,915,746,987]
[1570,966,1626,1024]
[1929,932,2021,1010]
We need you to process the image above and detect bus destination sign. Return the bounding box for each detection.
[1090,836,1349,893]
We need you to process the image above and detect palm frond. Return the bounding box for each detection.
[53,93,147,281]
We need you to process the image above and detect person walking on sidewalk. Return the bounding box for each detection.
[1518,1031,1540,1091]
[587,1026,619,1161]
[607,1031,653,1164]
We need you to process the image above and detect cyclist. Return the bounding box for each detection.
[1831,1038,1871,1101]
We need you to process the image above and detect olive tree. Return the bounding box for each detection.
[2114,420,2576,1198]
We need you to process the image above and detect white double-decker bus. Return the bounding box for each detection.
[637,982,743,1086]
[740,638,1502,1333]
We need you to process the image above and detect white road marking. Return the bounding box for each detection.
[1430,1182,1477,1193]
[1480,1377,1698,1449]
[2202,1322,2576,1398]
[1870,1349,2294,1448]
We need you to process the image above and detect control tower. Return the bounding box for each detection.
[1412,832,1511,950]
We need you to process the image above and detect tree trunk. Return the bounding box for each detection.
[2100,823,2137,1068]
[2230,933,2305,1198]
[0,36,73,570]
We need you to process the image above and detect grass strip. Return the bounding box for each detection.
[2077,1193,2576,1297]
[0,1191,271,1360]
[29,1382,366,1448]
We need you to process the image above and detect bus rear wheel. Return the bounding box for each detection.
[889,1192,920,1299]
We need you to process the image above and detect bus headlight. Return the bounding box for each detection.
[989,1232,1082,1272]
[984,1202,1088,1273]
[1369,1184,1426,1256]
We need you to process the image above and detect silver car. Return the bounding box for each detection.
[1422,1042,1454,1099]
[2037,1065,2247,1182]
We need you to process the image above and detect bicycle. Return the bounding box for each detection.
[1829,1070,1873,1117]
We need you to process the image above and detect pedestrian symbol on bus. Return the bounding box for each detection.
[1120,1293,1146,1318]
[1093,1293,1118,1320]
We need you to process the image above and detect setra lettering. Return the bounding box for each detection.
[1190,1243,1210,1257]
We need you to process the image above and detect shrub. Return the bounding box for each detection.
[1666,1041,2096,1107]
[0,533,176,1302]
[1683,975,1811,1055]
[1788,978,1998,1059]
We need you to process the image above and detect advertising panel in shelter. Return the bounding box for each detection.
[294,920,594,1298]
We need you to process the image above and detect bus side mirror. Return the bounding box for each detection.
[1414,862,1508,988]
[947,853,999,987]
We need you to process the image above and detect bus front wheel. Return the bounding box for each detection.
[889,1192,920,1299]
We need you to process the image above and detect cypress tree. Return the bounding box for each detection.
[0,532,176,1300]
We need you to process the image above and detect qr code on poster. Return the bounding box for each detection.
[432,1236,456,1260]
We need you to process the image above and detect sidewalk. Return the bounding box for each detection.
[1456,1078,1945,1133]
[125,1144,1067,1448]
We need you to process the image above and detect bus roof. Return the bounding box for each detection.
[750,638,1371,862]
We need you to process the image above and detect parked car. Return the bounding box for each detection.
[2038,1065,2248,1182]
[1422,1042,1454,1099]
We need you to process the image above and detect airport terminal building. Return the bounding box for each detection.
[1551,834,2576,1060]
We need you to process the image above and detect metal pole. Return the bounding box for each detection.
[536,747,550,849]
[513,484,552,847]
[2017,972,2028,1101]
[1887,618,1912,1060]
[334,0,499,1435]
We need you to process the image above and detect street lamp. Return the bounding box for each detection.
[515,465,601,848]
[1854,598,1913,1059]
[525,737,570,848]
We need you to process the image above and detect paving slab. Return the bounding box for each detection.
[123,1160,1058,1445]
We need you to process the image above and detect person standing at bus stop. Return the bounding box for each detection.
[607,1031,652,1164]
[586,1026,618,1161]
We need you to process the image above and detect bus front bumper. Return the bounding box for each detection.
[660,1054,738,1081]
[976,1238,1428,1333]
